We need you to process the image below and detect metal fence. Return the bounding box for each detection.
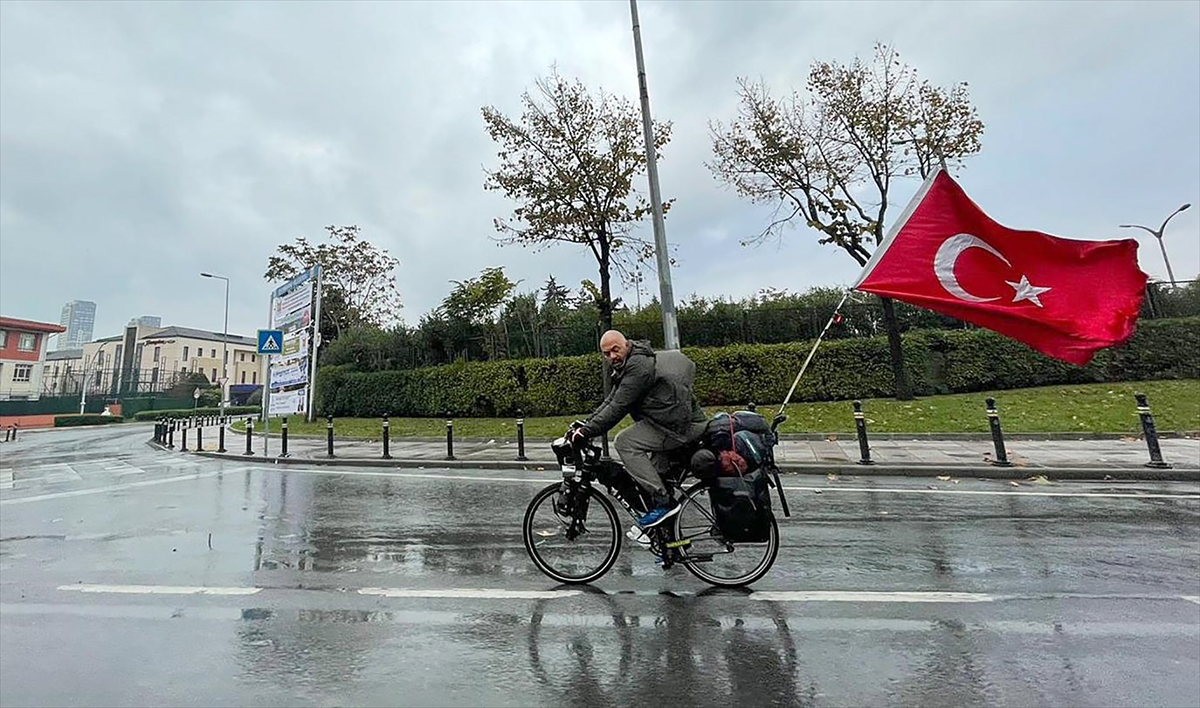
[42,367,195,398]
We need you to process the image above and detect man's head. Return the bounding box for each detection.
[599,330,631,369]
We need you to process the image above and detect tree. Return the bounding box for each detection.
[707,43,983,399]
[264,225,403,341]
[441,266,519,360]
[482,66,673,332]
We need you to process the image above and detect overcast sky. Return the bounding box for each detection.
[2,0,1197,342]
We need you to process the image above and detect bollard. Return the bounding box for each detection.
[245,417,254,456]
[516,410,527,462]
[1135,393,1171,469]
[985,398,1012,467]
[852,400,874,465]
[326,416,335,458]
[382,416,391,460]
[9,425,15,442]
[168,420,175,449]
[4,426,9,442]
[153,420,160,444]
[446,414,455,461]
[196,420,204,452]
[217,417,227,453]
[280,418,290,458]
[181,420,189,452]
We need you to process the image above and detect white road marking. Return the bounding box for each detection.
[359,587,581,600]
[252,465,1200,500]
[58,584,260,596]
[0,467,256,506]
[1182,596,1200,605]
[779,484,1200,500]
[750,591,995,603]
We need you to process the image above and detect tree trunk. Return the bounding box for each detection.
[598,272,614,333]
[878,295,913,400]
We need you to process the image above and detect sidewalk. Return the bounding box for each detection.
[182,428,1200,481]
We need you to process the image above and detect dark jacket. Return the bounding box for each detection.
[582,340,708,440]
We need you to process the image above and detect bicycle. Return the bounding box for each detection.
[522,415,792,588]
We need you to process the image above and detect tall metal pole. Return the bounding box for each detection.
[1121,203,1190,287]
[221,277,229,418]
[202,272,231,420]
[629,0,679,350]
[305,267,322,423]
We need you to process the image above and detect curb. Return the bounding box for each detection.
[166,444,1200,482]
[224,430,1200,443]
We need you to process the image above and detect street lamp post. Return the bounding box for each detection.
[1120,204,1191,287]
[201,272,230,419]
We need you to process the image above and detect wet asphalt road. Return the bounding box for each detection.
[1,426,1198,707]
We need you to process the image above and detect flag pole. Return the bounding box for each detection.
[777,288,853,416]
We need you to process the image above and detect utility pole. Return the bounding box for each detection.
[629,0,680,350]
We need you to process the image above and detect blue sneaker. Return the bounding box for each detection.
[637,503,680,529]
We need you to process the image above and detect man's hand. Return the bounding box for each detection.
[567,424,590,447]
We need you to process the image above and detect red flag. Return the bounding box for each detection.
[853,170,1147,365]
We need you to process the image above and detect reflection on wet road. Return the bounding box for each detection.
[1,426,1198,706]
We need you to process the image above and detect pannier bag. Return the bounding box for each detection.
[709,468,772,543]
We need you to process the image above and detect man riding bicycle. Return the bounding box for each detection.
[568,330,709,530]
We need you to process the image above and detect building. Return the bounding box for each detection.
[0,316,66,400]
[58,300,96,350]
[129,315,162,329]
[45,323,263,403]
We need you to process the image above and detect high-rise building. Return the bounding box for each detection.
[58,300,96,350]
[129,315,162,329]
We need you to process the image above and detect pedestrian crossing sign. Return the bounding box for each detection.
[257,329,284,354]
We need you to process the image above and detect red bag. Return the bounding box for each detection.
[717,416,748,476]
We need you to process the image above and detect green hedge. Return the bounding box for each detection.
[315,317,1200,418]
[133,406,260,421]
[54,414,125,427]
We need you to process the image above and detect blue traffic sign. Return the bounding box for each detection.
[257,329,284,354]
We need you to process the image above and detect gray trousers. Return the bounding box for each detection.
[614,419,708,496]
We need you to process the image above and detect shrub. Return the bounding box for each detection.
[55,414,125,427]
[133,406,260,421]
[315,317,1200,418]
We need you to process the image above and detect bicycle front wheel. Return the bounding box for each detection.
[523,482,622,585]
[674,481,779,588]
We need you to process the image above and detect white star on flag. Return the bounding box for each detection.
[1006,275,1052,307]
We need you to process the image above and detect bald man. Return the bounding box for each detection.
[570,330,709,529]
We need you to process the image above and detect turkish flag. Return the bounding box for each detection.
[853,171,1148,365]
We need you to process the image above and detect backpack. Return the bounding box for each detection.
[703,411,773,476]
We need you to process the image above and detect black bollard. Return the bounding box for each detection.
[446,414,455,461]
[853,400,874,465]
[516,410,527,462]
[196,419,204,452]
[168,420,175,449]
[1135,393,1171,469]
[181,420,189,452]
[382,416,391,460]
[280,418,290,458]
[245,417,254,456]
[326,416,335,458]
[217,417,227,453]
[985,398,1012,467]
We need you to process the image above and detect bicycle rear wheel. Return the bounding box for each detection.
[673,481,779,588]
[523,482,622,585]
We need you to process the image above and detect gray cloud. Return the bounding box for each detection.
[2,0,1197,342]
